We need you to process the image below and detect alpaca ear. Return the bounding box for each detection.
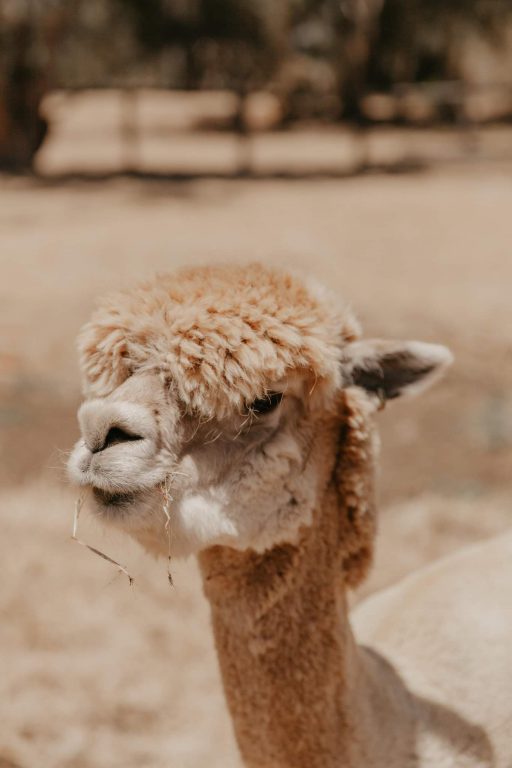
[340,340,453,401]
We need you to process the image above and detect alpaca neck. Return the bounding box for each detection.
[198,393,412,767]
[199,520,410,767]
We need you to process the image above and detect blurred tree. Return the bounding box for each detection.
[1,0,512,171]
[367,0,512,119]
[288,0,512,121]
[115,0,284,170]
[116,0,281,91]
[369,0,512,87]
[0,1,59,169]
[0,0,144,169]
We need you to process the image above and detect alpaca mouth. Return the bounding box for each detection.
[92,487,137,508]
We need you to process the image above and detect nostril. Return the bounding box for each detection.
[95,426,144,453]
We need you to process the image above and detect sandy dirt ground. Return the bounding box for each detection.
[1,92,511,768]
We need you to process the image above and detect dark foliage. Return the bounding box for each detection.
[0,0,511,168]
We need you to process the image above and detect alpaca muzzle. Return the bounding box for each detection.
[67,397,164,496]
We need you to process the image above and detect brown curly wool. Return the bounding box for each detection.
[336,388,379,588]
[78,263,360,417]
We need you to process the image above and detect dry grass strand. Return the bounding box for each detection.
[71,493,134,586]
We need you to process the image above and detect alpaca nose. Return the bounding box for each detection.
[92,425,144,454]
[77,399,157,455]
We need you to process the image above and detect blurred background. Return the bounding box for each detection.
[1,1,511,767]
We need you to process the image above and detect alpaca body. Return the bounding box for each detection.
[67,264,511,768]
[353,531,512,767]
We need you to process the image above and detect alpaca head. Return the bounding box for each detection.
[67,264,452,561]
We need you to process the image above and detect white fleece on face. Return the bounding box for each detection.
[68,373,322,558]
[167,426,318,555]
[114,411,320,558]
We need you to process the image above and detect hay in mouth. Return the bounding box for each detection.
[72,493,134,585]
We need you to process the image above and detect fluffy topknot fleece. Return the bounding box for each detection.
[79,264,360,416]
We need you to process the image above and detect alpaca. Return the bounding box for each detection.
[68,264,512,768]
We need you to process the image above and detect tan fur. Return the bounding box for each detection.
[199,388,378,767]
[69,264,512,768]
[78,264,359,417]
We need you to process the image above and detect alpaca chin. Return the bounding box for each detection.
[119,467,317,560]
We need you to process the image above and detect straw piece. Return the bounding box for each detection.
[161,479,174,587]
[72,493,134,586]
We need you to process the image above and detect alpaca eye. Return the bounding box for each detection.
[249,391,283,416]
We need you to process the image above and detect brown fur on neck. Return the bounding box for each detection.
[199,389,378,767]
